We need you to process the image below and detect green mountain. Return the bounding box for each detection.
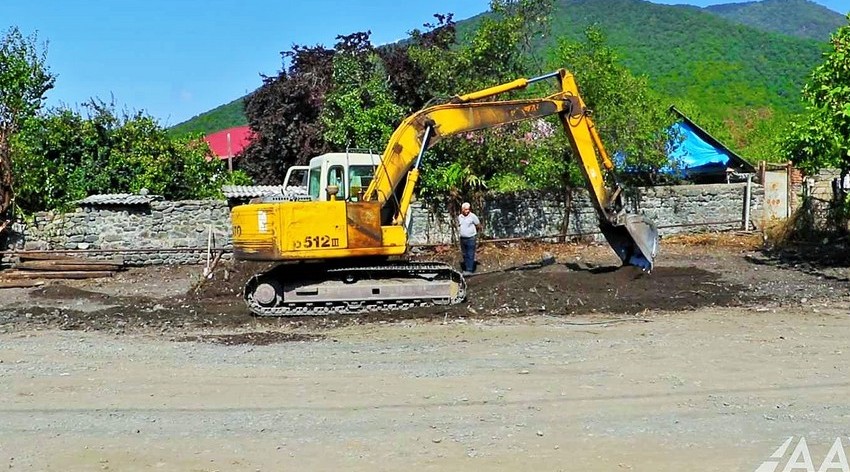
[548,0,827,117]
[168,96,247,136]
[172,0,839,135]
[704,0,846,40]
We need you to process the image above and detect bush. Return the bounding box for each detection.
[11,102,248,212]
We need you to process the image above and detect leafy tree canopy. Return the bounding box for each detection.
[0,27,54,216]
[415,0,562,198]
[239,43,335,184]
[238,12,463,184]
[321,32,406,152]
[11,101,249,213]
[782,14,850,175]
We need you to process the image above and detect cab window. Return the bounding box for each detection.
[308,167,321,200]
[348,165,375,201]
[286,168,307,187]
[327,165,345,200]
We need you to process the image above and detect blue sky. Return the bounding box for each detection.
[5,0,848,127]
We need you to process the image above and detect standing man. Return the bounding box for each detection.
[458,202,481,275]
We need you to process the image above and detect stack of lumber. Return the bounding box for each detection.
[0,254,124,287]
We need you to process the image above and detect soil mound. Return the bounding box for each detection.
[462,264,744,316]
[30,284,113,301]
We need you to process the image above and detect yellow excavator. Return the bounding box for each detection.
[230,69,659,316]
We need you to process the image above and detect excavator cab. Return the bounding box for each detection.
[282,152,381,202]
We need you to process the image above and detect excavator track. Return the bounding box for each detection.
[243,261,466,316]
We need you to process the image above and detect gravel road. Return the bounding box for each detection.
[1,237,849,471]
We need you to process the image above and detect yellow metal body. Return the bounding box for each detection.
[231,200,407,260]
[232,69,633,263]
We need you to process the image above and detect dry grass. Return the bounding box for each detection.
[762,217,797,248]
[663,232,763,250]
[760,204,830,248]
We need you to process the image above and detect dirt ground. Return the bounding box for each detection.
[1,234,849,471]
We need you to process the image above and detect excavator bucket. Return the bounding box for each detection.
[600,214,659,272]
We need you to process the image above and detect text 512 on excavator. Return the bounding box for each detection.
[230,69,659,316]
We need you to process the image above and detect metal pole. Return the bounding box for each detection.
[204,225,213,277]
[527,71,561,84]
[743,174,752,231]
[227,132,233,173]
[413,126,433,170]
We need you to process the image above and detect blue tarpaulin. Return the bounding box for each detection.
[667,121,735,177]
[613,107,753,180]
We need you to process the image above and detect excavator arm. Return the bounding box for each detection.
[364,69,658,270]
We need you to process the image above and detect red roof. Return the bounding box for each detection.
[204,126,252,160]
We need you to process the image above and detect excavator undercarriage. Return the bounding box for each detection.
[243,261,465,316]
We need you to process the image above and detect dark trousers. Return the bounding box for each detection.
[460,236,476,272]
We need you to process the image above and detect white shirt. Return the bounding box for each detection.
[458,212,480,238]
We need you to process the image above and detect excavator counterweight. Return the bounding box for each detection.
[230,69,659,316]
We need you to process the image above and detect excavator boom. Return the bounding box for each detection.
[230,69,659,316]
[362,69,657,269]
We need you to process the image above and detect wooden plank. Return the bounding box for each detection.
[0,279,45,289]
[16,261,122,272]
[0,270,115,280]
[15,253,79,262]
[16,253,124,265]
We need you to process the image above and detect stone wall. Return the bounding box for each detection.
[2,182,764,265]
[808,168,841,202]
[2,201,231,265]
[409,182,764,245]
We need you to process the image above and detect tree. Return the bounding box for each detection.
[551,27,675,184]
[779,15,850,233]
[239,1,557,194]
[377,13,457,111]
[11,101,245,212]
[413,0,560,198]
[0,27,54,220]
[488,0,554,75]
[409,0,553,100]
[781,15,850,176]
[321,32,406,152]
[239,44,335,184]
